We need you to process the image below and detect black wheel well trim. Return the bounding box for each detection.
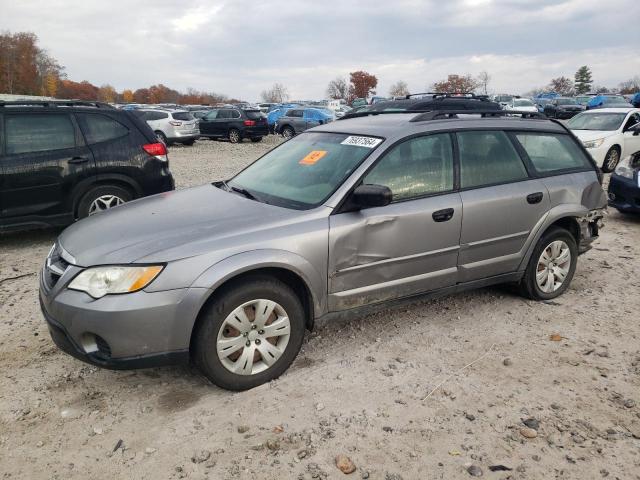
[547,216,580,243]
[188,267,316,355]
[71,175,142,217]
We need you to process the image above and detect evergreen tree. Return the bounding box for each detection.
[574,66,593,94]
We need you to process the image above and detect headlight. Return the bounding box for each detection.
[68,265,163,299]
[614,156,635,179]
[582,138,605,149]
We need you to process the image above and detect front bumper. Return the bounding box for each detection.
[39,266,207,370]
[608,173,640,213]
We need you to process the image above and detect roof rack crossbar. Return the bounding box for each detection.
[0,100,114,109]
[409,110,547,122]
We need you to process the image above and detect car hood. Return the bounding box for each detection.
[58,185,306,266]
[571,130,617,141]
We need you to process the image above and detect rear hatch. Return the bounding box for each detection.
[172,112,199,133]
[245,110,269,132]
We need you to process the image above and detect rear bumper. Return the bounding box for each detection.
[608,173,640,213]
[168,131,199,142]
[243,126,269,138]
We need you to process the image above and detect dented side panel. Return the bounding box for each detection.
[327,192,462,310]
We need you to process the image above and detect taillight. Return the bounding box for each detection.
[244,120,256,126]
[169,121,182,126]
[143,142,168,161]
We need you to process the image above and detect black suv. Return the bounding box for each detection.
[0,101,174,231]
[198,107,269,143]
[343,93,501,119]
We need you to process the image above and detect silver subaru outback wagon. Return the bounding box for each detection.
[39,110,607,390]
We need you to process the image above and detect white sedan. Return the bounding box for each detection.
[568,108,640,172]
[505,98,538,113]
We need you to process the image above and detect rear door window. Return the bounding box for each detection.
[457,131,528,188]
[5,114,76,154]
[77,113,129,144]
[514,133,592,173]
[217,110,231,119]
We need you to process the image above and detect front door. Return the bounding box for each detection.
[455,130,550,282]
[1,112,94,220]
[328,133,462,311]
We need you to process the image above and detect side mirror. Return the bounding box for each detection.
[344,184,392,211]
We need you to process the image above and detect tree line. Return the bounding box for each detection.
[2,31,638,106]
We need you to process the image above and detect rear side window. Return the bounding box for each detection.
[5,114,75,154]
[364,134,454,201]
[457,131,528,188]
[217,110,231,119]
[145,111,168,120]
[172,112,194,121]
[514,133,591,173]
[77,113,128,144]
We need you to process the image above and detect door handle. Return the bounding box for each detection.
[527,192,544,204]
[68,156,88,164]
[432,208,454,222]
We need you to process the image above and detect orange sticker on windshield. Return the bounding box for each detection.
[299,150,327,165]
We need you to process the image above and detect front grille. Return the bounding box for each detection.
[44,244,70,289]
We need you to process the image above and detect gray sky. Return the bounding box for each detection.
[2,0,638,100]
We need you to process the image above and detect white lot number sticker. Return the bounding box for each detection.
[341,136,382,148]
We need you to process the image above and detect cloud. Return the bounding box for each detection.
[1,0,637,99]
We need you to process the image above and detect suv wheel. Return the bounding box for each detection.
[77,185,132,219]
[228,129,241,143]
[281,126,294,139]
[155,131,169,145]
[519,226,577,300]
[193,276,306,391]
[602,146,620,173]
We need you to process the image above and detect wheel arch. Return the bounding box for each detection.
[70,174,142,218]
[518,205,588,271]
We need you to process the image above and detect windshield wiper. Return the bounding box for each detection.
[231,185,258,201]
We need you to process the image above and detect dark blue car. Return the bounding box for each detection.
[608,151,640,214]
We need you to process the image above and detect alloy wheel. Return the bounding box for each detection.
[216,299,291,375]
[229,130,240,143]
[536,240,571,293]
[88,195,125,216]
[605,149,620,171]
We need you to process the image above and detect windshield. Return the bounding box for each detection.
[568,112,626,131]
[229,132,382,209]
[495,95,513,102]
[245,110,265,120]
[556,98,577,105]
[513,99,534,107]
[173,112,194,121]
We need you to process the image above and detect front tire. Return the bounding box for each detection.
[193,276,306,391]
[518,226,577,300]
[281,126,294,139]
[602,146,621,173]
[76,185,132,219]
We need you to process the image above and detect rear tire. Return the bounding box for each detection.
[76,185,132,219]
[602,146,621,173]
[518,226,577,300]
[250,137,263,143]
[193,276,306,391]
[228,129,241,143]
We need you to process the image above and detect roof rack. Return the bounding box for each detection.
[405,92,489,100]
[338,109,547,121]
[410,109,547,122]
[0,100,114,109]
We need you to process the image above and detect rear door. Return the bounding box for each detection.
[329,133,462,310]
[456,130,550,282]
[0,112,94,220]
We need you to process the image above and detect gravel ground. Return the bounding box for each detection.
[1,137,640,480]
